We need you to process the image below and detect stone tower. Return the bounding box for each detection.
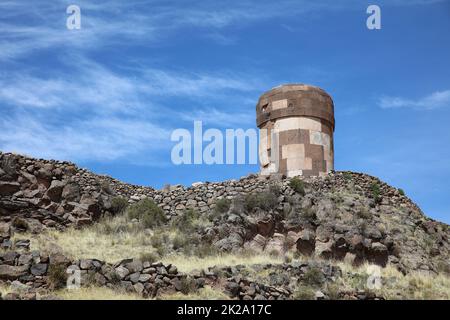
[256,84,335,177]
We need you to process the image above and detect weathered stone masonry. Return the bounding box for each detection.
[256,84,335,177]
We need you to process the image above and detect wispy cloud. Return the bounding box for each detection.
[379,90,450,110]
[179,108,254,127]
[1,0,444,61]
[0,55,261,163]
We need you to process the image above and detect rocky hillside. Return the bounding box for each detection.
[0,151,449,300]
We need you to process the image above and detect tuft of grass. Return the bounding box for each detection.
[357,208,371,219]
[139,252,159,264]
[293,286,316,300]
[159,286,230,300]
[289,177,306,196]
[179,276,197,295]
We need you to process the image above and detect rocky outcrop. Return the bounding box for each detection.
[1,151,449,275]
[0,152,115,230]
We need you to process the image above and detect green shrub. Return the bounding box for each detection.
[244,191,278,212]
[289,177,306,196]
[127,198,166,228]
[172,209,200,231]
[343,172,353,181]
[398,188,405,196]
[303,267,324,287]
[214,198,231,214]
[370,182,381,203]
[111,197,129,215]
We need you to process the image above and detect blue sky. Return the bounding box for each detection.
[0,0,449,223]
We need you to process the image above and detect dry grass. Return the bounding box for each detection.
[0,283,11,297]
[13,212,283,272]
[159,286,230,300]
[12,215,158,262]
[55,286,146,300]
[162,252,283,273]
[334,261,450,300]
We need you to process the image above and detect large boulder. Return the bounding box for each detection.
[296,229,316,256]
[0,182,20,196]
[45,180,66,202]
[61,183,81,202]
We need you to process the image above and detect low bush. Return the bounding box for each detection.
[172,209,200,232]
[139,252,159,264]
[214,198,231,214]
[293,286,316,300]
[244,191,278,212]
[370,183,381,204]
[111,197,129,215]
[179,276,198,295]
[289,177,306,196]
[127,198,167,228]
[303,267,325,287]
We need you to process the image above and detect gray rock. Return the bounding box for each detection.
[30,263,47,276]
[129,272,141,283]
[45,180,66,202]
[115,266,130,279]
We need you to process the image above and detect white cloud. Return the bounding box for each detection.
[379,90,450,110]
[0,113,170,162]
[0,56,261,163]
[179,108,254,127]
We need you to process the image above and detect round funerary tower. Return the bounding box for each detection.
[256,84,335,177]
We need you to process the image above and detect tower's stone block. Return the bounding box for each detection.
[256,84,335,177]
